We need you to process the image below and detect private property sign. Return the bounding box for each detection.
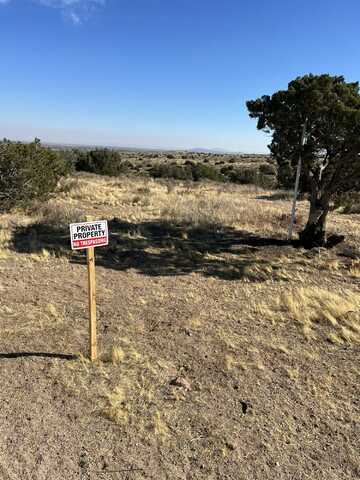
[70,220,109,250]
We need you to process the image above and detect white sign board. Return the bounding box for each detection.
[70,220,109,250]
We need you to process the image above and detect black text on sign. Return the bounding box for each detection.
[70,220,109,250]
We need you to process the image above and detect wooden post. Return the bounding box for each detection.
[87,246,97,361]
[288,120,308,241]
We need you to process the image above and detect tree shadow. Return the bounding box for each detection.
[11,218,300,281]
[0,352,78,360]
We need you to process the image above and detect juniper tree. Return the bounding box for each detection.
[0,138,72,211]
[247,74,360,247]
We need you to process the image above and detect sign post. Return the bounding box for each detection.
[87,246,97,362]
[70,219,109,362]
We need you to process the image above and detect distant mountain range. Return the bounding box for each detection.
[188,147,240,154]
[42,142,267,155]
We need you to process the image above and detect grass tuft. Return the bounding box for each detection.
[268,287,360,343]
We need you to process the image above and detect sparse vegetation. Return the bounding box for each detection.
[62,146,276,187]
[0,138,73,212]
[1,170,359,479]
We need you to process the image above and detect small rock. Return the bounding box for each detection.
[240,400,251,414]
[170,376,192,391]
[226,441,236,451]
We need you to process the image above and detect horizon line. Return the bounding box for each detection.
[1,136,269,155]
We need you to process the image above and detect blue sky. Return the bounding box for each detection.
[0,0,359,152]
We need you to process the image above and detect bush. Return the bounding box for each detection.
[0,138,73,212]
[259,162,277,176]
[334,191,360,214]
[220,165,234,175]
[149,162,224,182]
[150,163,193,181]
[58,149,78,170]
[226,167,258,184]
[226,167,276,189]
[190,163,224,182]
[75,148,132,176]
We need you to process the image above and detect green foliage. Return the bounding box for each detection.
[247,74,360,245]
[58,148,79,170]
[0,139,73,212]
[150,163,193,180]
[75,148,132,176]
[149,162,223,182]
[259,162,276,176]
[247,74,360,195]
[190,163,224,182]
[225,167,276,188]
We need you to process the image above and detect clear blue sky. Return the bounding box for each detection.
[0,0,359,152]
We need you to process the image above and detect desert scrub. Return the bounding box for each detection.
[0,138,73,212]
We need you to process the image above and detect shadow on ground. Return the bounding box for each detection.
[11,218,300,281]
[0,352,77,360]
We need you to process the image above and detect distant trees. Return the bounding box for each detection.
[75,148,133,176]
[0,138,72,212]
[150,162,224,182]
[247,74,360,247]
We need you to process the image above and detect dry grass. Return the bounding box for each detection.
[110,346,125,364]
[55,174,306,236]
[1,172,360,479]
[160,187,300,235]
[91,339,172,443]
[268,287,360,343]
[0,215,18,260]
[35,201,85,226]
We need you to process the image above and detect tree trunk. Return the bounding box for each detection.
[299,195,329,248]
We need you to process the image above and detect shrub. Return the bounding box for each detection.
[149,162,224,182]
[227,167,258,184]
[190,163,224,182]
[0,138,73,212]
[259,162,277,176]
[75,148,132,176]
[226,167,276,189]
[220,165,234,175]
[334,191,360,214]
[58,148,79,170]
[150,163,193,181]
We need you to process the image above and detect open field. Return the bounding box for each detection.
[0,173,359,479]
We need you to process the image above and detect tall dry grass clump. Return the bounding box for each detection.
[34,200,85,227]
[274,287,360,343]
[161,187,296,235]
[0,220,12,259]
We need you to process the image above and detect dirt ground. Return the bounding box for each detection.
[0,174,359,479]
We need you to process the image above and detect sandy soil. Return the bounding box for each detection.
[0,174,359,479]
